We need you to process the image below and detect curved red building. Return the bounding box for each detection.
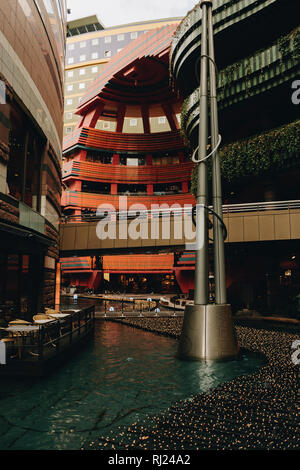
[61,24,195,293]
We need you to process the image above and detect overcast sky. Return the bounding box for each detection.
[67,0,199,27]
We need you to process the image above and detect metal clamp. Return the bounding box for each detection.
[192,205,228,241]
[195,55,219,82]
[191,134,222,164]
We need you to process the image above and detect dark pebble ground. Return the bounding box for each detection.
[88,318,300,450]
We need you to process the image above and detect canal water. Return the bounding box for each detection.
[0,321,263,450]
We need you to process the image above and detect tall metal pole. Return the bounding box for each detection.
[177,0,239,361]
[207,4,227,305]
[194,0,209,306]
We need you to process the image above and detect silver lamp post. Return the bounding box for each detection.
[178,0,239,361]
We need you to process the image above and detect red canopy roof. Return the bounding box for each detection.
[76,24,178,115]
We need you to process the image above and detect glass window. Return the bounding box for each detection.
[7,108,43,211]
[158,116,166,124]
[80,54,86,62]
[127,158,138,166]
[66,98,73,105]
[66,127,72,133]
[79,68,86,75]
[67,84,73,91]
[92,38,99,45]
[131,32,138,39]
[92,52,98,59]
[68,57,74,64]
[80,41,86,48]
[79,83,86,89]
[67,70,74,78]
[92,66,98,73]
[66,112,73,120]
[104,36,111,43]
[68,43,75,50]
[117,34,124,41]
[130,119,137,126]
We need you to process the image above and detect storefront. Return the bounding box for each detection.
[104,273,177,294]
[0,221,53,322]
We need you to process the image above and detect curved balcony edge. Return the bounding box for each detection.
[62,161,194,184]
[61,191,196,211]
[63,128,184,155]
[181,34,300,144]
[170,0,298,97]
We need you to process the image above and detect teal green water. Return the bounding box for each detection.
[0,321,263,450]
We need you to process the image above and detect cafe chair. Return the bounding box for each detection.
[45,308,60,315]
[33,314,52,322]
[8,319,32,325]
[1,336,16,348]
[0,328,14,343]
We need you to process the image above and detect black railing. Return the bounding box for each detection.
[0,306,95,364]
[93,297,181,317]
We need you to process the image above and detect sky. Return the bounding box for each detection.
[66,0,199,27]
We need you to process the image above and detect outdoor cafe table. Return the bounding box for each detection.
[34,319,55,324]
[47,313,70,319]
[4,325,40,359]
[5,325,40,333]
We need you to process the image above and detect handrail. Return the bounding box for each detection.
[61,200,300,223]
[222,200,300,213]
[61,191,195,211]
[3,307,95,363]
[62,160,194,184]
[63,127,185,153]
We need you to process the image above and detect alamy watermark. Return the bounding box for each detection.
[0,80,6,104]
[95,197,205,250]
[291,80,300,105]
[291,340,300,365]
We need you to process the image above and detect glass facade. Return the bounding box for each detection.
[0,0,66,315]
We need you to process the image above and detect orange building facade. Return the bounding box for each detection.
[61,22,195,294]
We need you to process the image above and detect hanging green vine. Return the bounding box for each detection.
[292,30,300,62]
[191,120,300,196]
[182,26,300,144]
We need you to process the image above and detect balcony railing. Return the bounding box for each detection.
[0,307,95,367]
[63,128,184,154]
[61,191,196,211]
[19,202,45,235]
[61,200,300,223]
[222,200,300,213]
[181,31,300,141]
[62,160,194,184]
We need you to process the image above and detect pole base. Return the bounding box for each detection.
[177,304,239,361]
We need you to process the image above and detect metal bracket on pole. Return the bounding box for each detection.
[191,134,222,163]
[191,205,228,241]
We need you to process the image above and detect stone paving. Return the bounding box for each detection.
[89,317,300,450]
